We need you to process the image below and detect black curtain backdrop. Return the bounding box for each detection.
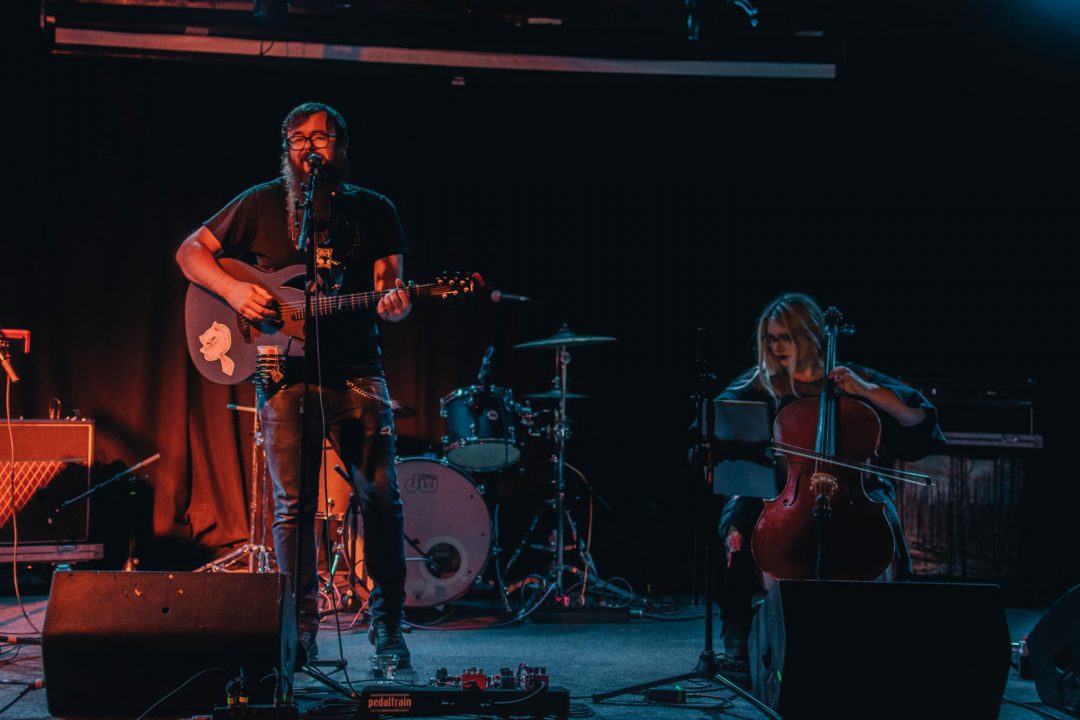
[3,16,1077,600]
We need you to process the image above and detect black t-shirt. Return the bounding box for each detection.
[204,177,409,380]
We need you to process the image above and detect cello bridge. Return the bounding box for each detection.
[809,472,838,502]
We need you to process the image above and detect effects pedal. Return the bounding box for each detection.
[644,685,687,704]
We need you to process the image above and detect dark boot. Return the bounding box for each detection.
[296,626,319,669]
[369,622,411,669]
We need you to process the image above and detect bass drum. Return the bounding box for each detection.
[395,458,492,608]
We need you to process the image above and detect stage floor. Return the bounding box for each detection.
[0,585,1061,719]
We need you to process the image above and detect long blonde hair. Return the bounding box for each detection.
[749,292,826,403]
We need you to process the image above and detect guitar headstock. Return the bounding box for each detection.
[430,271,482,301]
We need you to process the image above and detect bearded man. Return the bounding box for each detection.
[176,102,412,668]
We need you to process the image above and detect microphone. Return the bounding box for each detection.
[305,153,324,171]
[477,346,494,385]
[489,288,531,303]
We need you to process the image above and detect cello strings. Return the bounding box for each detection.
[772,445,933,487]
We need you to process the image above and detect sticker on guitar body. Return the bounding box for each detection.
[198,321,235,376]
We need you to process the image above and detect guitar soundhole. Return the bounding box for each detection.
[238,315,284,343]
[256,317,284,332]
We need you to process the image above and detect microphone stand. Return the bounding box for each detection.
[591,329,779,719]
[293,158,330,679]
[57,453,160,510]
[293,156,352,688]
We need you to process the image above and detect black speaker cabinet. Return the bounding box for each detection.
[749,580,1011,719]
[1027,584,1080,717]
[43,571,296,718]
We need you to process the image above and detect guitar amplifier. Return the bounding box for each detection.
[0,419,93,544]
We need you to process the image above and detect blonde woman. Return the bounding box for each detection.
[716,292,944,666]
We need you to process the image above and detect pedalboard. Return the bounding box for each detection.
[359,664,569,718]
[360,686,569,719]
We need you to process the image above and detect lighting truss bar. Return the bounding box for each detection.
[52,27,837,79]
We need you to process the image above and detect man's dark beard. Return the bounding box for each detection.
[281,150,348,242]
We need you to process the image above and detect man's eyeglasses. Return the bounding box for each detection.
[286,132,336,151]
[762,333,794,347]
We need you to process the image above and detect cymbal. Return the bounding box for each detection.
[513,325,616,350]
[390,399,416,418]
[521,390,589,400]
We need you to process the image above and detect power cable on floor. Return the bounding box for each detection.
[0,678,44,715]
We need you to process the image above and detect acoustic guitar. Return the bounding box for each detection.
[185,258,476,384]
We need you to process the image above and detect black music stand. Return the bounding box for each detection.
[712,400,779,500]
[591,335,779,719]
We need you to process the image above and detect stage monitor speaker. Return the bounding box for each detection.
[0,419,93,543]
[43,571,296,718]
[1027,584,1080,717]
[749,580,1011,720]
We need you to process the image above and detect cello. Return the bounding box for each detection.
[750,307,896,581]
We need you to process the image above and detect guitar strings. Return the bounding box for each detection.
[274,283,458,312]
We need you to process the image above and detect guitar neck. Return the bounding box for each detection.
[282,283,450,320]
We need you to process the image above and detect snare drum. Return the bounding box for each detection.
[440,385,526,472]
[394,458,491,608]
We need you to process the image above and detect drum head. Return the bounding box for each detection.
[440,385,522,472]
[445,442,521,473]
[395,458,491,608]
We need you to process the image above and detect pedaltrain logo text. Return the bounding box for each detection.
[367,693,413,712]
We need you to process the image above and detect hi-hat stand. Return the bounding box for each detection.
[197,404,274,573]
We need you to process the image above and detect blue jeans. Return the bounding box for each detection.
[258,376,406,641]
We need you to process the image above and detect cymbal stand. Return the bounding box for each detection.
[531,344,636,606]
[503,477,634,605]
[197,404,274,573]
[551,344,570,600]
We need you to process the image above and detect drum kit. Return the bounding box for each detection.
[314,324,627,616]
[202,325,624,617]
